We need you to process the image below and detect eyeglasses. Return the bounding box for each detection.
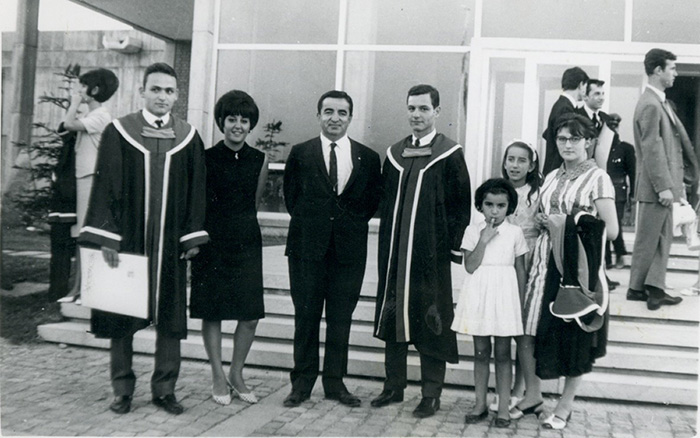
[555,136,584,145]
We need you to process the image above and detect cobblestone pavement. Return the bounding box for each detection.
[1,339,696,437]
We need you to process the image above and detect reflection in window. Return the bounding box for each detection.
[632,0,700,44]
[215,51,336,212]
[487,58,525,178]
[219,0,339,44]
[346,0,474,46]
[343,52,469,158]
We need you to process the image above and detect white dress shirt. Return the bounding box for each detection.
[320,134,353,195]
[142,109,171,128]
[411,129,437,147]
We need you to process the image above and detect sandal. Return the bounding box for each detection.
[541,412,572,430]
[509,401,543,420]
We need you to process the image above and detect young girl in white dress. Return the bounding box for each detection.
[452,178,528,428]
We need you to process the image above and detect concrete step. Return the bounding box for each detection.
[37,320,697,406]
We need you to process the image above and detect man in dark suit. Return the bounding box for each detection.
[542,67,589,175]
[282,90,382,407]
[575,80,633,282]
[605,114,636,269]
[627,48,699,310]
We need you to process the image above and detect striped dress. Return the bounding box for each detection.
[522,159,615,336]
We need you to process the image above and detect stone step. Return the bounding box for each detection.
[37,320,697,406]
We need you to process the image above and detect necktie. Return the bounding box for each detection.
[329,142,338,194]
[592,113,600,130]
[414,138,421,148]
[155,119,163,128]
[663,100,676,125]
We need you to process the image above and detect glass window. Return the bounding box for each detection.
[632,0,700,44]
[218,0,339,44]
[482,0,625,41]
[609,62,644,146]
[343,51,468,158]
[346,0,474,45]
[487,58,525,178]
[215,50,336,212]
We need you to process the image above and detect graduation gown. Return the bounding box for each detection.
[374,134,471,363]
[79,112,209,339]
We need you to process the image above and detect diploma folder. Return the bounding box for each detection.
[80,247,149,319]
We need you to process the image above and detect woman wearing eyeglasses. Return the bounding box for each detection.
[512,113,618,430]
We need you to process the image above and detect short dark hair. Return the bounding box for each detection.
[317,90,353,116]
[554,112,597,140]
[79,68,119,103]
[585,79,605,96]
[407,84,440,108]
[475,178,518,216]
[142,62,177,87]
[644,48,677,76]
[561,67,589,90]
[214,90,260,132]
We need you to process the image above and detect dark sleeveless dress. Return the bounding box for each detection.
[190,142,265,321]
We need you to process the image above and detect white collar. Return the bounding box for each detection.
[142,109,171,127]
[320,133,350,149]
[646,84,666,102]
[582,105,600,119]
[561,92,578,108]
[412,129,437,147]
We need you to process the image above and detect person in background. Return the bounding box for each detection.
[627,48,699,310]
[190,90,269,406]
[58,68,119,303]
[604,113,636,269]
[542,67,589,175]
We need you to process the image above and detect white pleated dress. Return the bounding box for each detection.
[451,220,529,337]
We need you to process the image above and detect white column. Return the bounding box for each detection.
[187,0,217,144]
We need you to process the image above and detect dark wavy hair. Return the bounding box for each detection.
[79,68,119,103]
[475,178,518,216]
[214,90,260,132]
[554,112,597,140]
[644,48,676,76]
[142,62,177,87]
[561,67,589,90]
[501,141,542,207]
[317,90,353,116]
[407,84,440,108]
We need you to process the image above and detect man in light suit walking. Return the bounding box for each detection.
[627,48,699,310]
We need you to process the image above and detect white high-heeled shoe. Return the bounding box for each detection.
[228,380,258,404]
[212,378,232,405]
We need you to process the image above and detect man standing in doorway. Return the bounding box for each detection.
[627,48,698,310]
[372,84,471,418]
[282,90,382,407]
[80,63,209,415]
[542,67,589,175]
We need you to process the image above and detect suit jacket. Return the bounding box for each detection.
[542,95,576,175]
[632,88,699,203]
[574,106,611,134]
[284,136,382,263]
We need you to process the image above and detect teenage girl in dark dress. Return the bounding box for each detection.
[190,90,269,405]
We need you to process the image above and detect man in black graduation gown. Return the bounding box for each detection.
[542,67,589,175]
[372,84,471,418]
[80,63,209,415]
[282,90,382,407]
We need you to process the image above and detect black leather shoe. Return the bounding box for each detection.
[325,390,361,407]
[607,278,620,290]
[283,390,310,407]
[465,410,488,424]
[412,397,440,418]
[626,288,647,302]
[494,417,511,428]
[647,293,682,311]
[109,396,131,414]
[152,394,184,415]
[370,389,404,408]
